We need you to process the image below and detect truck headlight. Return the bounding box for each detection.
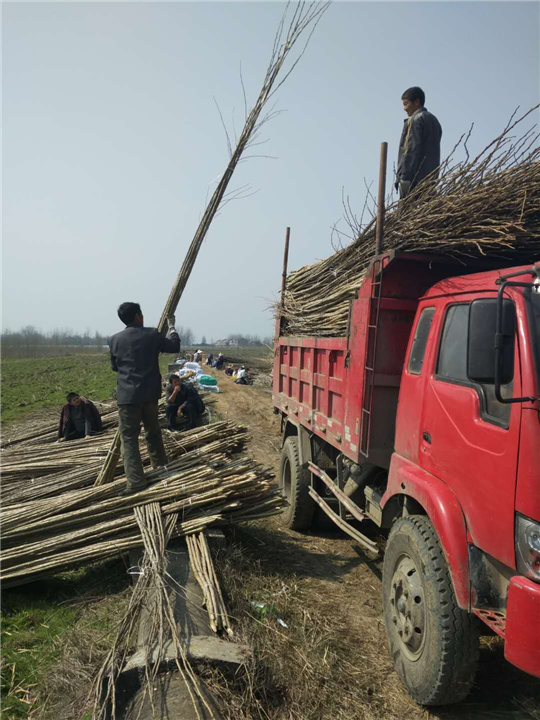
[516,514,540,582]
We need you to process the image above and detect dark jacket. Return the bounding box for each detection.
[58,398,103,439]
[397,107,442,188]
[165,382,205,413]
[109,325,180,404]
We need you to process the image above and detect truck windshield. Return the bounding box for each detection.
[527,290,540,388]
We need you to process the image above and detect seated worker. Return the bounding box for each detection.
[165,375,205,431]
[235,366,250,385]
[224,363,233,376]
[214,353,224,370]
[58,392,103,441]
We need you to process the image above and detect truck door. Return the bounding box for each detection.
[419,296,522,569]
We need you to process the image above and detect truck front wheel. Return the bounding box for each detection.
[382,515,479,706]
[279,436,314,530]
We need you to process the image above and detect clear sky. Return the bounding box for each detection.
[3,1,539,341]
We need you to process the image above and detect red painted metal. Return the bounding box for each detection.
[399,290,523,570]
[473,609,506,638]
[505,576,540,678]
[273,250,540,677]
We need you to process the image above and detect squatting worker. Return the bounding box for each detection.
[396,87,442,199]
[165,375,205,431]
[58,392,102,441]
[109,302,180,494]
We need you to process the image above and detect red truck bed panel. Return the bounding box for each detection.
[275,336,348,450]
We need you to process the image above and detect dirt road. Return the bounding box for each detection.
[208,368,540,720]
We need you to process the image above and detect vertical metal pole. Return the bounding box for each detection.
[375,142,388,256]
[279,227,291,336]
[281,227,291,303]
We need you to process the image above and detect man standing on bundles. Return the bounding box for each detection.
[109,302,180,494]
[396,86,442,199]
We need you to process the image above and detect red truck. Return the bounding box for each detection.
[273,250,540,705]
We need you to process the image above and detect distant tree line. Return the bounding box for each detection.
[1,327,109,358]
[1,325,271,358]
[207,333,273,348]
[1,325,196,358]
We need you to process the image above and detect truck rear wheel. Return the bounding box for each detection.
[382,515,479,706]
[279,436,314,530]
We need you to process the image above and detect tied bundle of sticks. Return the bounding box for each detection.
[280,105,540,337]
[93,503,215,720]
[187,532,233,637]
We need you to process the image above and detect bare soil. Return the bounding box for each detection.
[207,367,540,720]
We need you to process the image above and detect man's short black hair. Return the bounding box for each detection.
[67,392,79,403]
[401,86,425,106]
[117,302,142,325]
[169,374,180,383]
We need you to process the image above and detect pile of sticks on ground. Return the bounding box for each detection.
[281,107,540,337]
[1,419,283,587]
[0,395,217,504]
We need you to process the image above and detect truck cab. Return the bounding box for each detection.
[273,252,540,705]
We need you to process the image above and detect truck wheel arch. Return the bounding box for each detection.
[381,456,471,610]
[282,417,299,443]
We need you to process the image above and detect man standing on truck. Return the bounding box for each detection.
[396,86,442,198]
[109,302,180,494]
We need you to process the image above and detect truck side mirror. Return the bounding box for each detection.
[468,298,515,385]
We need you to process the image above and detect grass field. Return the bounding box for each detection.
[0,352,185,425]
[1,346,272,425]
[1,561,130,720]
[0,354,116,425]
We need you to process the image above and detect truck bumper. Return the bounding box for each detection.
[504,575,540,678]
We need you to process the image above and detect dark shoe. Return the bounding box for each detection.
[122,484,148,496]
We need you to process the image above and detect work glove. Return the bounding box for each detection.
[399,180,412,197]
[167,315,176,329]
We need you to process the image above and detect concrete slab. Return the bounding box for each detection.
[124,672,222,720]
[137,544,212,654]
[124,636,251,673]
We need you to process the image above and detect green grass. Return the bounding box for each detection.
[1,561,129,720]
[0,353,179,425]
[1,591,80,718]
[0,354,116,425]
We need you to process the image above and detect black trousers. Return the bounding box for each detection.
[166,402,200,431]
[64,430,86,441]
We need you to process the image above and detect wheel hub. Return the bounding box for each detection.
[389,554,426,659]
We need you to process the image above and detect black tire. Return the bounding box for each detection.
[382,515,479,706]
[314,506,337,531]
[279,436,315,530]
